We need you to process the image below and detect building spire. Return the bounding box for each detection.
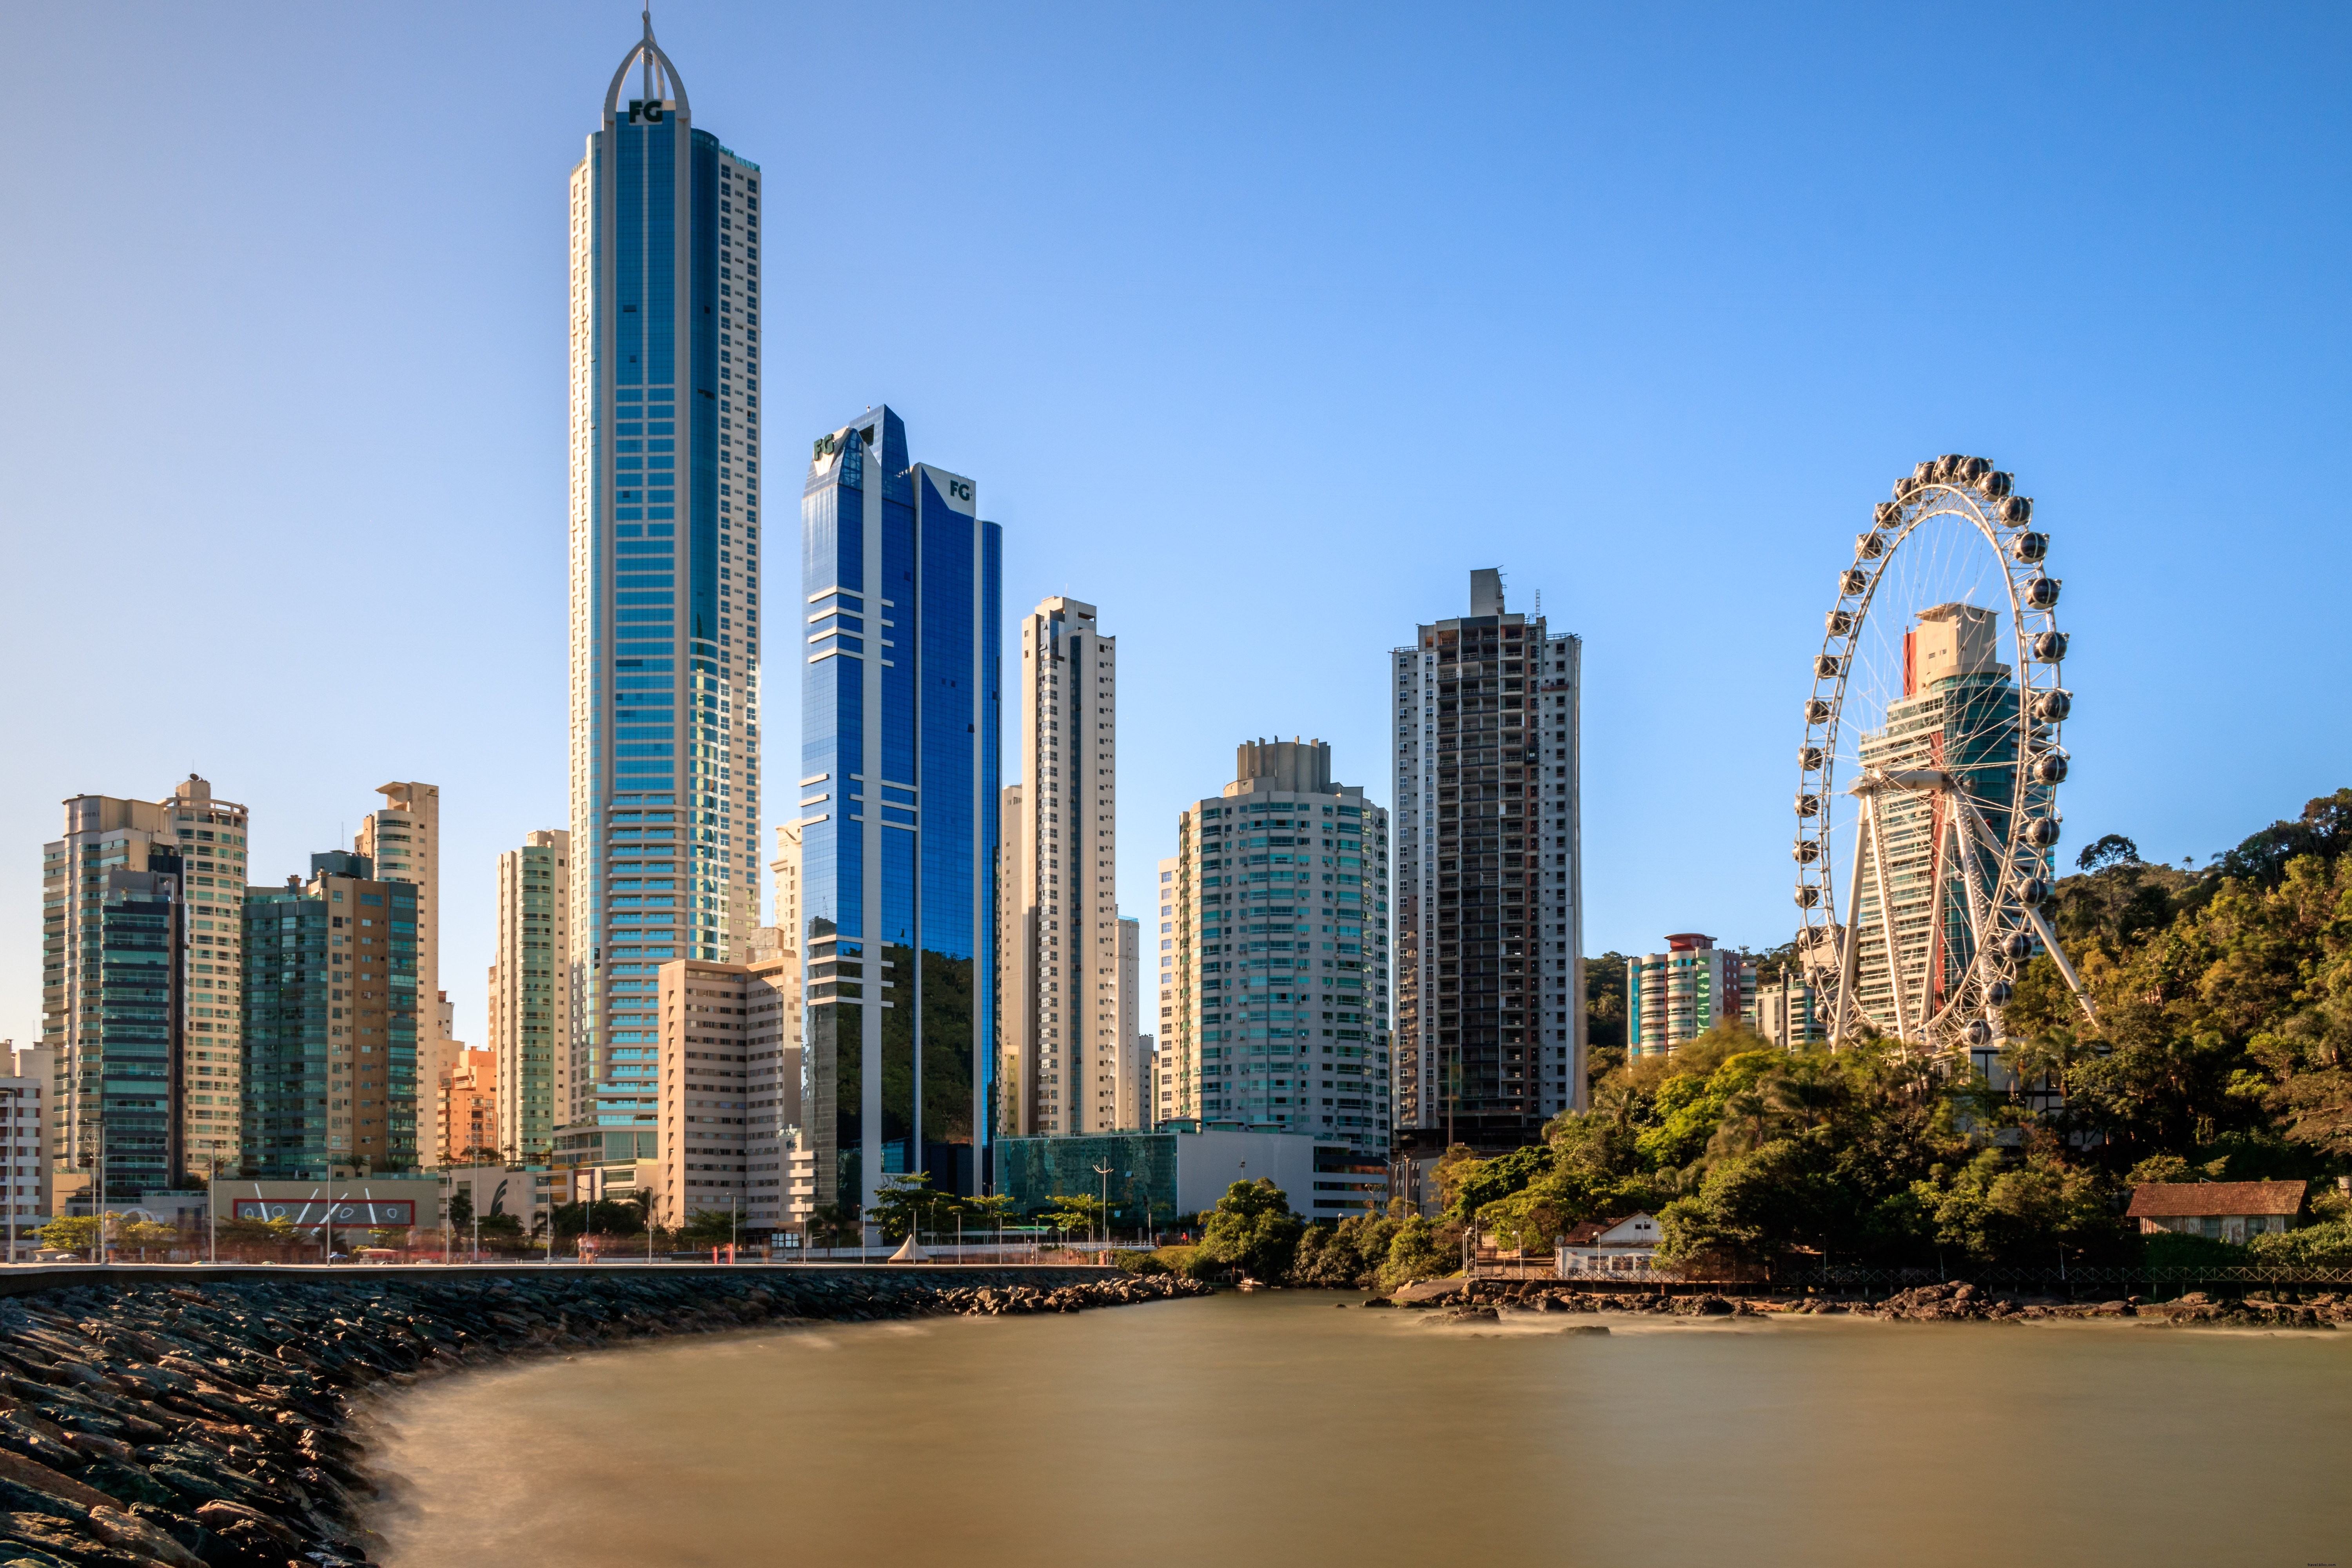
[603,9,690,124]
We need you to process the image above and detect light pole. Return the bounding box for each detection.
[1092,1162,1112,1253]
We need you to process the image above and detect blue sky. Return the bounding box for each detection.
[3,2,2346,1049]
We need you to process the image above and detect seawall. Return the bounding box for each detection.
[0,1264,1207,1566]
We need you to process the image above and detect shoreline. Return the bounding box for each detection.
[1390,1278,2352,1328]
[0,1266,1206,1566]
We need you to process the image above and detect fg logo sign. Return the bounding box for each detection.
[628,99,667,123]
[946,479,974,503]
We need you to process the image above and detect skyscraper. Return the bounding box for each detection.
[798,406,1000,1223]
[1161,740,1393,1156]
[998,597,1122,1138]
[1845,603,2020,1035]
[492,830,571,1161]
[567,19,764,1163]
[355,782,436,1162]
[1393,569,1585,1152]
[42,777,248,1205]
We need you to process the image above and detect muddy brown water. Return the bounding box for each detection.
[367,1290,2352,1567]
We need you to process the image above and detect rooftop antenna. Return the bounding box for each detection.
[641,9,656,102]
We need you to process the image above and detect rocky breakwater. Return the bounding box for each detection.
[0,1267,1208,1567]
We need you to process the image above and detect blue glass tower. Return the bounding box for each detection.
[799,408,1000,1221]
[566,18,765,1159]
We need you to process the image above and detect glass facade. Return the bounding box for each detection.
[568,24,763,1159]
[800,407,1001,1223]
[995,1132,1178,1230]
[243,862,417,1180]
[85,873,183,1204]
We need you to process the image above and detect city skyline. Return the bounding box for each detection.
[5,5,2350,1056]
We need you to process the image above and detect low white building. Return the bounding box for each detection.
[1557,1212,1662,1275]
[0,1045,49,1241]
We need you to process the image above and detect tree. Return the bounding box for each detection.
[679,1209,738,1247]
[1378,1215,1456,1287]
[1194,1179,1305,1282]
[1291,1214,1402,1287]
[447,1187,474,1231]
[36,1216,100,1253]
[2077,833,2141,873]
[807,1203,862,1249]
[551,1198,647,1241]
[1042,1194,1107,1245]
[868,1172,940,1243]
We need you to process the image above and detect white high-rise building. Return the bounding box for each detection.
[1393,569,1585,1147]
[997,597,1121,1137]
[1161,739,1392,1156]
[492,831,571,1161]
[566,19,764,1165]
[0,1045,51,1241]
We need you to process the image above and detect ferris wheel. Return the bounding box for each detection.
[1793,454,2097,1054]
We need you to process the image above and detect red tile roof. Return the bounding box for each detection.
[2125,1180,2305,1218]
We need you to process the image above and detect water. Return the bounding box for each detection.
[369,1290,2352,1567]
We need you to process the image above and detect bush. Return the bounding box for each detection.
[2142,1230,2252,1270]
[1378,1216,1458,1288]
[2250,1219,2352,1270]
[1110,1249,1170,1276]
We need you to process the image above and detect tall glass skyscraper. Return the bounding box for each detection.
[798,407,1000,1224]
[566,20,764,1160]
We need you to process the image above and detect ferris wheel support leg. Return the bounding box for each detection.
[2020,898,2100,1029]
[1950,789,2100,1031]
[1832,806,1870,1047]
[1864,792,1911,1046]
[1952,798,1998,1023]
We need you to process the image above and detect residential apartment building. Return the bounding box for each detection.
[655,954,795,1226]
[1118,915,1142,1128]
[437,1048,497,1167]
[1161,740,1392,1156]
[42,778,246,1205]
[739,926,801,1232]
[798,405,1001,1222]
[1627,935,1755,1057]
[568,20,765,1185]
[1844,603,2022,1038]
[355,783,444,1156]
[244,852,418,1179]
[0,1046,52,1238]
[1748,976,1826,1049]
[491,830,570,1162]
[1393,569,1585,1153]
[1154,855,1179,1117]
[771,820,803,943]
[998,597,1123,1138]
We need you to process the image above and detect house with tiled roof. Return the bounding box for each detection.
[2125,1181,2306,1245]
